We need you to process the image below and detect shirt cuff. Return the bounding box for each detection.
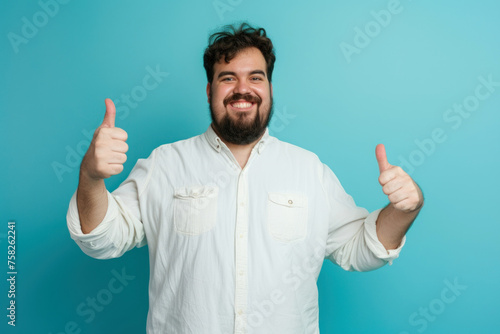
[363,208,406,265]
[66,190,118,253]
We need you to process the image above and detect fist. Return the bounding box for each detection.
[81,99,128,180]
[376,144,423,213]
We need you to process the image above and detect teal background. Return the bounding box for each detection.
[2,0,499,333]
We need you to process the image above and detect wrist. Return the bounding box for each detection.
[78,164,104,190]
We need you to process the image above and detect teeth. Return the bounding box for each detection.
[232,102,252,108]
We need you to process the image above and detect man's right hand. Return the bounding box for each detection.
[81,98,129,180]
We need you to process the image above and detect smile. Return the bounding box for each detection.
[229,101,255,110]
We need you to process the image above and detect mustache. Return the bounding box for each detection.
[223,93,262,107]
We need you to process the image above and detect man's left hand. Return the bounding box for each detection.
[376,144,424,213]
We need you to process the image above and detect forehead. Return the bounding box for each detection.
[214,47,267,74]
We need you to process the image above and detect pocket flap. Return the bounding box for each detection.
[174,185,218,199]
[268,192,308,208]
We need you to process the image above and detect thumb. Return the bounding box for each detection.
[375,143,391,173]
[101,98,116,128]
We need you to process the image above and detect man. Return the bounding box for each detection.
[67,23,423,333]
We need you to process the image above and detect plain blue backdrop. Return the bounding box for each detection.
[2,0,499,333]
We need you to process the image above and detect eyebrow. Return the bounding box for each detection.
[217,70,266,79]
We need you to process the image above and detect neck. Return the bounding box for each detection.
[211,124,264,169]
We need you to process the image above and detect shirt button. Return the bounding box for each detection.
[239,270,244,276]
[288,199,293,205]
[239,202,245,207]
[238,309,243,315]
[239,234,244,239]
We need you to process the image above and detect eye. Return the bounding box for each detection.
[251,77,263,81]
[221,77,234,82]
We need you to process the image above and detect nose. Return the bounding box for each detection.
[233,79,251,95]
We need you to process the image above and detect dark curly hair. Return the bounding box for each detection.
[203,22,276,83]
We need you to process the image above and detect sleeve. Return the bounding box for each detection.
[321,164,405,272]
[66,150,156,260]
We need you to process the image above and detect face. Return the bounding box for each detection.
[207,47,273,145]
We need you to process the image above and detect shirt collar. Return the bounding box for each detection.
[204,124,270,154]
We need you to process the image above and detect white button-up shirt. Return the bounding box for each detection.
[67,125,405,334]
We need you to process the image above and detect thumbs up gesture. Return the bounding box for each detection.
[376,144,423,213]
[81,99,129,180]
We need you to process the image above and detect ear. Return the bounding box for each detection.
[270,82,273,98]
[206,82,211,103]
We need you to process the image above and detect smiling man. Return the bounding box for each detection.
[67,23,423,334]
[207,40,274,167]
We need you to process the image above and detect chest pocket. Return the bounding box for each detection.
[173,185,218,235]
[267,192,308,242]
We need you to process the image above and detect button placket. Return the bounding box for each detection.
[234,169,249,334]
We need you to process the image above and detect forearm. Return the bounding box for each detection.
[376,201,422,250]
[76,169,108,234]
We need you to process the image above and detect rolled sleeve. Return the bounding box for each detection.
[322,164,405,272]
[66,190,146,260]
[363,208,406,265]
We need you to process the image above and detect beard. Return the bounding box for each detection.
[209,92,273,145]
